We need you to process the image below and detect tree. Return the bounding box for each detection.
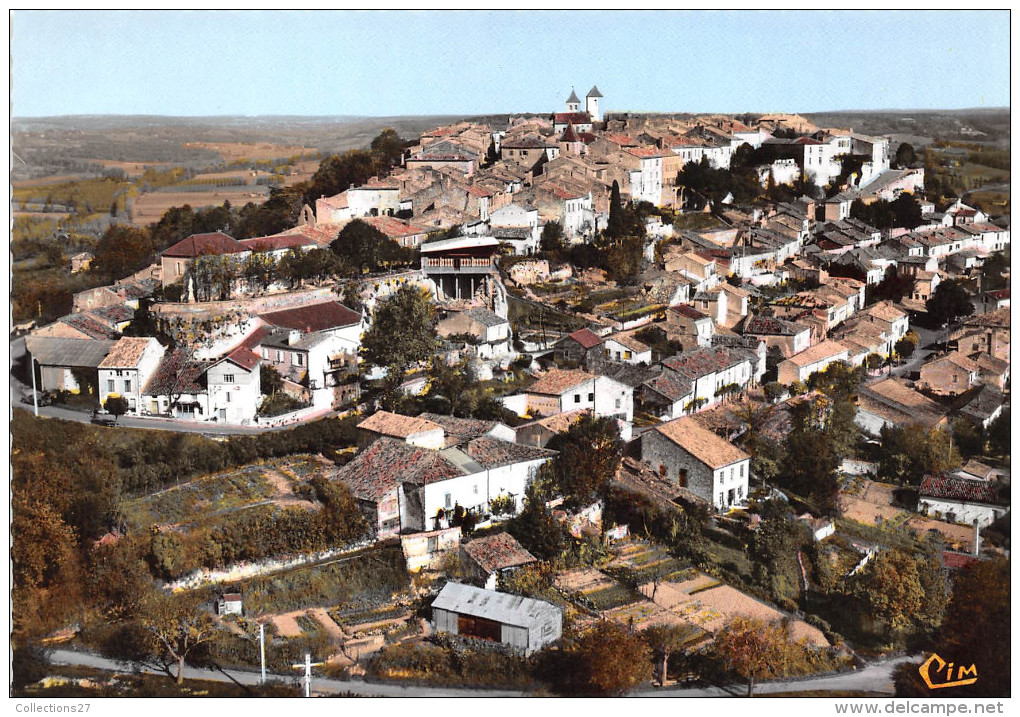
[369,127,405,168]
[507,480,568,561]
[951,417,984,459]
[987,408,1010,456]
[711,618,788,697]
[643,624,696,686]
[561,621,653,695]
[140,592,220,684]
[607,181,624,240]
[93,225,155,282]
[926,280,975,326]
[305,149,380,204]
[878,425,961,486]
[330,219,412,273]
[103,395,129,419]
[540,221,565,253]
[545,413,624,504]
[847,549,946,637]
[261,364,284,396]
[894,334,917,360]
[361,284,438,371]
[895,143,917,168]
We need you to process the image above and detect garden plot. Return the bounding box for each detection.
[841,478,974,550]
[606,539,692,584]
[554,567,644,612]
[124,457,329,529]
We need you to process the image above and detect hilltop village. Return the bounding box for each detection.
[13,88,1010,696]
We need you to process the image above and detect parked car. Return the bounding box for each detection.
[90,410,118,427]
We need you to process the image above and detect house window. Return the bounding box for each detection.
[224,374,235,383]
[295,354,304,367]
[444,493,452,509]
[427,536,439,553]
[588,392,595,402]
[124,379,132,393]
[107,379,115,392]
[473,484,478,495]
[226,392,232,403]
[624,351,632,360]
[740,464,745,477]
[276,351,283,362]
[574,394,581,404]
[615,398,621,409]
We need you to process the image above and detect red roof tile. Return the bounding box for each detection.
[260,301,361,332]
[163,232,247,258]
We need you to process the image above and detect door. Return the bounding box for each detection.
[219,408,227,420]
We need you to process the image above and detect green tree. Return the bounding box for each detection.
[140,592,220,685]
[926,280,975,326]
[507,480,568,561]
[987,408,1010,456]
[540,220,565,253]
[545,413,624,504]
[711,618,789,697]
[878,425,961,485]
[369,127,405,168]
[306,150,380,204]
[260,364,284,396]
[951,417,985,459]
[361,284,438,371]
[103,395,129,419]
[330,219,412,273]
[895,143,917,168]
[847,549,946,637]
[607,180,624,240]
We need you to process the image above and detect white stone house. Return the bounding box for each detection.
[98,337,166,416]
[207,347,262,424]
[641,417,751,510]
[917,473,1009,529]
[522,369,634,424]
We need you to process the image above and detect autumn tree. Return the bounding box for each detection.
[551,620,653,695]
[361,284,438,371]
[643,624,697,686]
[846,549,947,637]
[140,591,220,685]
[607,180,624,240]
[370,127,406,168]
[93,225,155,282]
[711,618,789,697]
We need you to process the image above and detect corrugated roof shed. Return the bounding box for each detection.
[25,337,117,368]
[431,582,560,629]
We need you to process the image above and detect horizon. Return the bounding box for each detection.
[11,10,1010,118]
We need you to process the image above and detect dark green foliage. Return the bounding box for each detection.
[103,395,129,417]
[540,220,565,252]
[951,417,985,459]
[926,279,976,325]
[850,194,923,230]
[370,127,406,168]
[987,408,1010,456]
[877,424,960,486]
[544,413,624,504]
[508,483,569,561]
[871,266,915,304]
[329,219,414,274]
[895,143,917,168]
[361,284,438,370]
[607,181,624,240]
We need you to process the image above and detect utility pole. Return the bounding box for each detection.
[259,623,266,685]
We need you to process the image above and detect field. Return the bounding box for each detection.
[83,158,172,177]
[130,185,270,224]
[182,140,317,163]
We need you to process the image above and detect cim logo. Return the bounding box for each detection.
[919,652,978,690]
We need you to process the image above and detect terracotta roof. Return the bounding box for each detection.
[782,340,849,367]
[926,350,980,375]
[462,533,537,573]
[552,112,592,125]
[334,437,462,502]
[942,552,981,570]
[662,345,754,380]
[743,314,807,337]
[652,417,749,469]
[358,410,443,438]
[560,123,580,143]
[527,368,597,396]
[607,332,651,354]
[462,435,556,469]
[857,378,946,427]
[974,353,1009,375]
[143,348,206,395]
[563,328,603,350]
[669,304,710,321]
[98,337,154,368]
[222,346,260,372]
[515,409,590,436]
[162,232,246,258]
[260,301,361,332]
[418,413,507,446]
[920,473,1003,505]
[861,301,907,323]
[360,215,429,239]
[240,234,316,252]
[963,307,1009,329]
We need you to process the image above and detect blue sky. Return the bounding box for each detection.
[11,10,1010,117]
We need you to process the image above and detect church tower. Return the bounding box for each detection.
[565,88,581,113]
[585,85,603,122]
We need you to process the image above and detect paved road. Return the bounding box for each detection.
[47,648,526,697]
[47,647,913,698]
[10,337,335,436]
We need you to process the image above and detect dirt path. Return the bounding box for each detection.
[262,469,296,497]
